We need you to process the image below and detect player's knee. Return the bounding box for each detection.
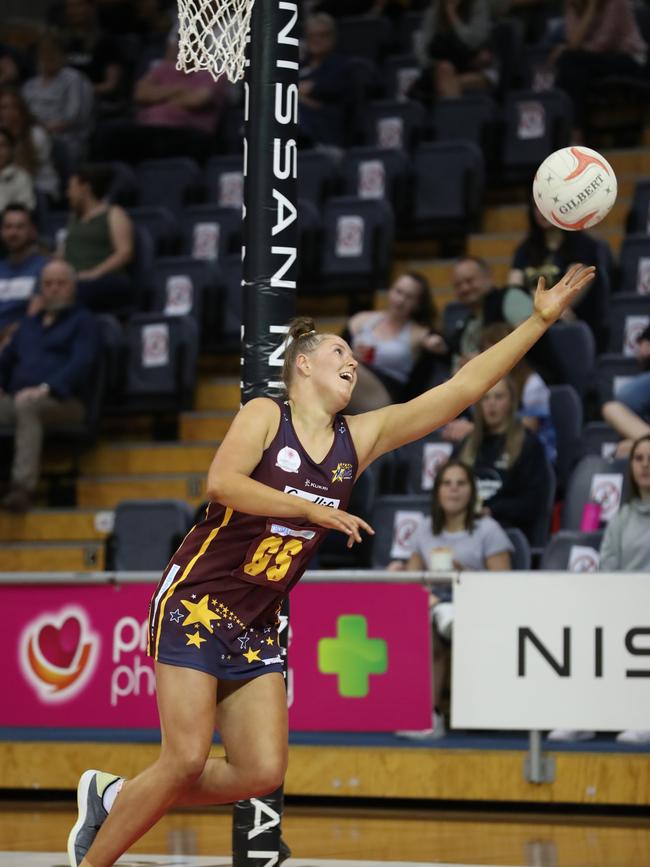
[164,746,208,787]
[247,755,287,798]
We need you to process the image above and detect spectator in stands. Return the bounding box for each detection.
[394,459,513,738]
[508,200,610,352]
[22,32,94,166]
[550,435,650,745]
[0,127,35,213]
[0,88,60,202]
[553,0,647,144]
[314,0,407,17]
[59,0,127,115]
[299,13,348,147]
[0,259,98,513]
[0,204,50,349]
[411,0,498,102]
[448,322,557,461]
[95,26,227,162]
[343,271,448,413]
[602,324,650,457]
[61,163,134,313]
[456,376,549,542]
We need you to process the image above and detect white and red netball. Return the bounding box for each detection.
[532,146,617,231]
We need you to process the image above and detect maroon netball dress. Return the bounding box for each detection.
[148,399,358,679]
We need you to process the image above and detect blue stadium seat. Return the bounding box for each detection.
[561,455,629,531]
[108,499,194,571]
[399,434,454,495]
[501,89,572,181]
[297,198,322,287]
[549,384,583,491]
[297,149,341,207]
[95,313,125,406]
[340,146,410,219]
[545,321,595,398]
[360,99,430,152]
[619,234,650,294]
[128,223,155,314]
[127,205,180,255]
[319,196,395,294]
[205,155,245,208]
[180,205,241,262]
[334,15,392,62]
[627,180,650,235]
[595,354,642,404]
[433,93,498,151]
[506,527,531,571]
[398,11,425,54]
[105,160,138,206]
[369,494,430,568]
[410,141,484,239]
[136,158,202,211]
[607,294,650,354]
[580,421,621,460]
[217,253,243,347]
[150,257,221,332]
[540,529,604,571]
[383,53,421,101]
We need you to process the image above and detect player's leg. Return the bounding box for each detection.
[73,662,217,867]
[175,670,288,806]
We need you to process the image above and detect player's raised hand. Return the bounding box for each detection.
[305,503,375,548]
[533,264,596,325]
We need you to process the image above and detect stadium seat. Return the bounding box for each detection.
[105,160,138,206]
[297,198,322,287]
[96,313,125,406]
[627,180,650,235]
[180,205,241,262]
[399,434,454,495]
[580,421,621,461]
[340,146,410,220]
[107,499,194,571]
[369,493,430,568]
[410,141,484,239]
[619,234,650,294]
[442,300,471,344]
[540,529,605,571]
[204,155,245,208]
[360,99,430,152]
[595,354,641,404]
[127,223,156,315]
[319,196,395,295]
[490,16,524,97]
[297,149,341,207]
[561,455,629,531]
[127,206,180,255]
[216,253,243,347]
[136,157,202,211]
[549,385,583,491]
[432,94,498,153]
[506,527,531,570]
[606,294,650,355]
[383,53,421,101]
[150,258,221,333]
[397,10,425,55]
[123,313,199,412]
[40,208,69,250]
[500,89,572,181]
[545,321,595,398]
[335,15,392,62]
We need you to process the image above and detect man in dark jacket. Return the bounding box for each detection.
[0,259,98,512]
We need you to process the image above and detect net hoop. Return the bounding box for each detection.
[176,0,255,83]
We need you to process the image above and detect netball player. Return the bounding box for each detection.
[69,264,595,867]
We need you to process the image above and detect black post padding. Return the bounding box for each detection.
[241,0,299,403]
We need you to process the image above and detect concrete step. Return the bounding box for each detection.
[605,148,650,176]
[77,474,206,509]
[195,377,240,412]
[395,258,512,293]
[0,509,112,542]
[180,411,234,442]
[80,441,216,476]
[468,228,624,262]
[0,540,105,571]
[482,196,631,234]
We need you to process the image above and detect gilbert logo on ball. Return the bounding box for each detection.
[533,146,617,231]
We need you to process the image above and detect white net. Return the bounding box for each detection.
[176,0,255,83]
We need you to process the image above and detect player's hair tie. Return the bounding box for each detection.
[300,329,317,338]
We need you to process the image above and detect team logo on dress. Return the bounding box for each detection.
[284,486,340,508]
[19,606,99,702]
[276,446,301,473]
[331,462,353,482]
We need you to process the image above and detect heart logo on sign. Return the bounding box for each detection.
[20,607,99,702]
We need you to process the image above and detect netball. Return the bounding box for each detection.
[533,145,618,231]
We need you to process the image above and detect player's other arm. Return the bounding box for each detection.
[350,265,595,468]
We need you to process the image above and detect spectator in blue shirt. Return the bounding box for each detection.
[0,204,50,349]
[0,259,98,512]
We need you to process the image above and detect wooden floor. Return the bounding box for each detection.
[3,802,650,866]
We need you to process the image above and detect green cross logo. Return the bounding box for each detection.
[318,614,388,697]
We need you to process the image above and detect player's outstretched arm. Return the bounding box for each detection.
[349,264,595,469]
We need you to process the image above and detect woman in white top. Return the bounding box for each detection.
[344,271,448,413]
[0,127,35,213]
[0,87,60,201]
[398,459,512,736]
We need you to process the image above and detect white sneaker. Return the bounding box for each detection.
[616,729,650,744]
[396,710,446,740]
[547,729,596,742]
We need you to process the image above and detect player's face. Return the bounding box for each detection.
[312,336,357,405]
[631,440,650,497]
[437,465,472,517]
[453,261,489,307]
[480,380,513,432]
[387,275,422,319]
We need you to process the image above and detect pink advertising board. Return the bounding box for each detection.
[1,581,431,732]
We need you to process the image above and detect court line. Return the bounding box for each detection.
[0,854,517,867]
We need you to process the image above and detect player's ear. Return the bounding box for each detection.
[295,351,311,378]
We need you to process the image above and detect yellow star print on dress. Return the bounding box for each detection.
[186,631,207,648]
[181,594,221,633]
[244,648,261,664]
